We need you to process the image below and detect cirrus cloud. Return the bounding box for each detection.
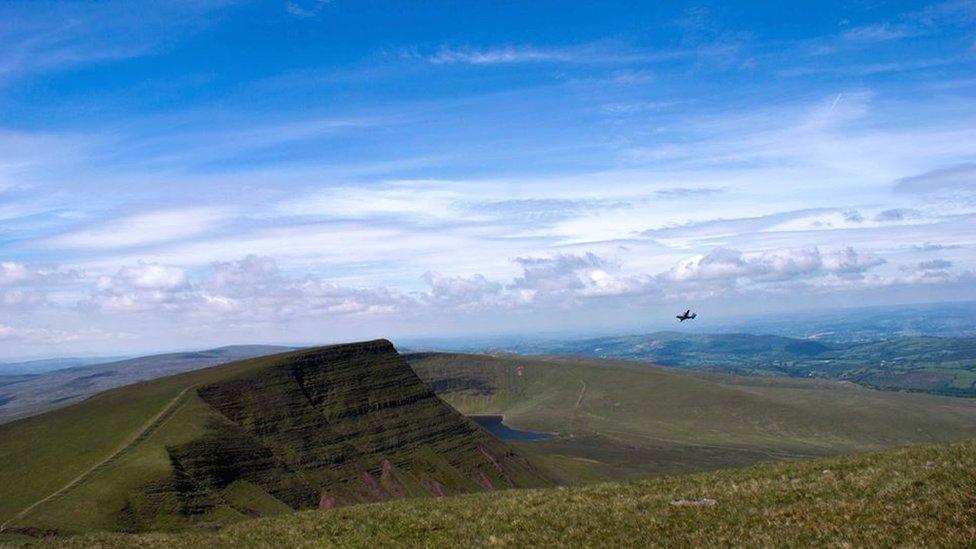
[42,208,232,250]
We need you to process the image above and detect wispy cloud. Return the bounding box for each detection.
[841,23,916,43]
[410,42,725,66]
[0,1,234,82]
[894,163,976,195]
[655,187,724,199]
[912,242,962,252]
[41,208,232,250]
[285,0,333,17]
[418,45,595,65]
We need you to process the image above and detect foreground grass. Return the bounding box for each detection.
[33,439,976,547]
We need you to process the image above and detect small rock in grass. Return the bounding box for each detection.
[670,498,717,507]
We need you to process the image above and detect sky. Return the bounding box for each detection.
[1,0,975,359]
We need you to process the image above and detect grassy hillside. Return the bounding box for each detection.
[6,347,976,541]
[0,342,551,537]
[36,439,976,547]
[0,345,295,424]
[491,332,976,397]
[408,352,976,480]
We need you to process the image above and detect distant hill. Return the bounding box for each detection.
[0,356,127,375]
[44,439,976,547]
[713,300,976,341]
[485,332,976,397]
[0,341,552,535]
[408,352,976,480]
[0,345,295,423]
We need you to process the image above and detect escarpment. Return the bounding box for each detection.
[149,340,552,521]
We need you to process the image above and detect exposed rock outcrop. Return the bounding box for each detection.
[158,340,552,516]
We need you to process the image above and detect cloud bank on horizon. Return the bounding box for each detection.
[1,0,975,358]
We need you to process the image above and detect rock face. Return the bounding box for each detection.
[159,340,552,516]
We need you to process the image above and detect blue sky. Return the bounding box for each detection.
[1,0,975,358]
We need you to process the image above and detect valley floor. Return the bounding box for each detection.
[19,439,976,548]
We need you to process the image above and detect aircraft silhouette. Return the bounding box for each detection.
[676,309,697,322]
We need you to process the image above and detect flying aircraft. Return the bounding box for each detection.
[676,309,697,322]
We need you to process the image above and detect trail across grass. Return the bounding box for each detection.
[0,386,193,533]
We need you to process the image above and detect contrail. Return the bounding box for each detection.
[830,93,843,111]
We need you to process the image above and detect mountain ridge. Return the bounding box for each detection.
[0,340,553,535]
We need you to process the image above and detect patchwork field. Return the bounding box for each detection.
[469,332,976,397]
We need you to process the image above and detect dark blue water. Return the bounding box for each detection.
[469,415,555,441]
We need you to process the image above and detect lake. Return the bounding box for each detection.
[469,415,555,441]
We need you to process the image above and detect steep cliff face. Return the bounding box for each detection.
[162,340,552,516]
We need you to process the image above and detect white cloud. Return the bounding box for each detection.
[105,263,189,291]
[420,272,502,309]
[0,323,117,346]
[841,23,914,43]
[0,261,32,285]
[511,253,608,293]
[88,262,193,312]
[85,256,410,319]
[412,42,687,66]
[421,45,583,65]
[508,253,657,302]
[0,1,234,82]
[211,254,279,290]
[0,261,77,310]
[276,184,463,221]
[918,259,953,270]
[821,247,887,276]
[43,208,230,250]
[874,208,921,222]
[661,246,885,284]
[894,163,976,195]
[286,0,332,17]
[912,242,961,252]
[297,279,406,315]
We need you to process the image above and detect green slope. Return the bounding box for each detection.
[0,342,552,536]
[408,352,976,480]
[38,439,976,547]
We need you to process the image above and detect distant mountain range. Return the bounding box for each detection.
[710,301,976,342]
[0,345,295,423]
[0,356,128,375]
